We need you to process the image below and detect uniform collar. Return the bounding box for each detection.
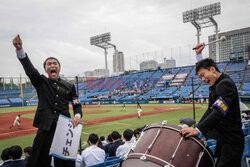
[210,73,227,88]
[49,77,61,82]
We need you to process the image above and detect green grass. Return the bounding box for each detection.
[0,103,206,156]
[79,105,207,149]
[80,106,153,120]
[22,113,36,119]
[0,106,37,113]
[0,103,249,159]
[0,135,36,155]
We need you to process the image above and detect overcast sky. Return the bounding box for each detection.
[0,0,250,78]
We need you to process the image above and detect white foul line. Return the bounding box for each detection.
[0,128,36,136]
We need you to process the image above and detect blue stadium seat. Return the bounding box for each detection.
[242,122,249,136]
[105,153,109,159]
[0,99,10,105]
[209,145,216,155]
[206,139,217,147]
[106,156,118,161]
[104,158,122,166]
[1,60,249,104]
[241,135,250,167]
[105,162,121,167]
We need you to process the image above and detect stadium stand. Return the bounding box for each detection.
[0,60,249,106]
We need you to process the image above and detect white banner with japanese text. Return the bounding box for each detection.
[49,114,83,161]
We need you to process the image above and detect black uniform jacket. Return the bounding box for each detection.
[19,55,82,131]
[197,73,244,145]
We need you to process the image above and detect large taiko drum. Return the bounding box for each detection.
[121,121,215,167]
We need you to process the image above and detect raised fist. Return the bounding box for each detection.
[13,34,23,50]
[195,42,205,55]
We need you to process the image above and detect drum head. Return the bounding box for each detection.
[121,123,215,167]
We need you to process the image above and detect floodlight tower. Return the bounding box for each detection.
[90,32,112,75]
[183,2,221,62]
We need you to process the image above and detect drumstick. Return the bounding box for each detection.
[192,36,226,50]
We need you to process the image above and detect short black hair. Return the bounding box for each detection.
[133,128,141,137]
[9,145,22,160]
[107,134,113,142]
[97,139,104,149]
[111,131,121,140]
[1,147,10,161]
[100,136,105,141]
[24,146,32,155]
[43,57,61,69]
[134,126,146,137]
[123,129,133,141]
[88,133,99,144]
[195,58,220,74]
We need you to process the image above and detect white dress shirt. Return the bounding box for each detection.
[75,154,83,167]
[116,141,133,158]
[196,54,203,62]
[81,145,105,167]
[195,53,204,136]
[130,137,136,143]
[101,140,108,146]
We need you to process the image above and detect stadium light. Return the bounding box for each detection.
[183,2,221,23]
[90,32,111,45]
[90,32,120,76]
[90,33,112,75]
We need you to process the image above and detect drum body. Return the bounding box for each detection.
[121,123,215,167]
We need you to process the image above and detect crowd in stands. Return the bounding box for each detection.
[1,60,249,107]
[0,146,31,167]
[76,127,144,167]
[0,127,145,167]
[97,78,153,101]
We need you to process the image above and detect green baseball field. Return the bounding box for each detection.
[0,103,249,160]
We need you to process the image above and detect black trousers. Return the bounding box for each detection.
[215,142,244,167]
[27,122,75,167]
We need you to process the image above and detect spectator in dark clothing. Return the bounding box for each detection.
[97,139,104,149]
[23,146,32,164]
[8,145,23,160]
[136,100,141,108]
[1,147,11,166]
[108,131,124,157]
[13,35,82,167]
[116,129,134,158]
[180,43,244,167]
[1,147,10,161]
[2,145,27,167]
[23,146,32,158]
[104,134,113,153]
